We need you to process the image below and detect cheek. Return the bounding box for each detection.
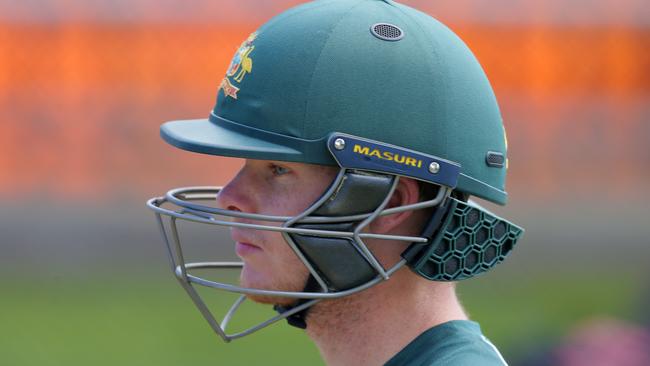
[240,231,310,294]
[260,172,335,217]
[241,229,308,277]
[264,232,308,271]
[261,188,318,217]
[239,167,337,288]
[365,239,409,267]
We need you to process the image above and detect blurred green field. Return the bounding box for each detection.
[1,267,645,366]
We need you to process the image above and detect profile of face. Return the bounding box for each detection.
[216,160,338,305]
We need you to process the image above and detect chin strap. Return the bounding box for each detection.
[273,275,321,329]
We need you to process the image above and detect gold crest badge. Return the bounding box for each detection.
[219,32,257,99]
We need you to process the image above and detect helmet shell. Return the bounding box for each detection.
[162,0,509,204]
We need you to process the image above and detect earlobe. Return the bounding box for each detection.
[369,178,421,234]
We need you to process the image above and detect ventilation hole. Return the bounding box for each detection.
[370,23,404,41]
[466,250,481,269]
[421,260,440,278]
[486,151,505,168]
[433,238,452,257]
[466,209,480,228]
[476,227,489,245]
[494,222,507,240]
[501,238,514,255]
[444,256,461,276]
[455,233,470,252]
[484,245,498,264]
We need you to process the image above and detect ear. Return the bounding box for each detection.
[369,177,421,234]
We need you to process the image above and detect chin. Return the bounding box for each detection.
[239,263,306,306]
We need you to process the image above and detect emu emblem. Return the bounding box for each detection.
[220,32,257,99]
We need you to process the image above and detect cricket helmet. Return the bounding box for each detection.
[148,0,523,342]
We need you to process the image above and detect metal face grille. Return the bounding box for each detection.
[370,23,404,41]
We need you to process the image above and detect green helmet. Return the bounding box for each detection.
[149,0,523,342]
[162,0,509,205]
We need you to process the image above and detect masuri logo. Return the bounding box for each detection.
[353,144,423,168]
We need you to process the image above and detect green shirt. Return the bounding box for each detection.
[384,320,507,366]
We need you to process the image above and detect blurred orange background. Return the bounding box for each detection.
[1,1,649,365]
[1,0,648,202]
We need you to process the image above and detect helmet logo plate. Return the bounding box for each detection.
[327,133,461,189]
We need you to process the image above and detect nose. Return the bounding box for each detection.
[215,169,256,214]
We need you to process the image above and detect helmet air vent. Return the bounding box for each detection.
[370,23,404,41]
[485,151,505,168]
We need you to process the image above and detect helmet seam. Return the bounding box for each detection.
[302,0,368,138]
[386,2,450,168]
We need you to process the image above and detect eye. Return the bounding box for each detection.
[270,163,291,176]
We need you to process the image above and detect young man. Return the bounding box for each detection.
[148,0,524,364]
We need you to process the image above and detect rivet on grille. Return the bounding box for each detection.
[428,162,440,174]
[334,138,346,150]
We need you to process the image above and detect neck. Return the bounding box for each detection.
[305,270,468,366]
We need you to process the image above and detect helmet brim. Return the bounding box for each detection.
[161,118,310,162]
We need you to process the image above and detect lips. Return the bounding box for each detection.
[231,229,263,257]
[235,241,262,257]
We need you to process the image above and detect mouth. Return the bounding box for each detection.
[235,241,263,257]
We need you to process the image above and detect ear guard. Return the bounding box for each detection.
[403,198,524,281]
[288,171,395,292]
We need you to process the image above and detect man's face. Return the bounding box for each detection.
[216,159,338,305]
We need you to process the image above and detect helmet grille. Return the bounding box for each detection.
[370,23,404,41]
